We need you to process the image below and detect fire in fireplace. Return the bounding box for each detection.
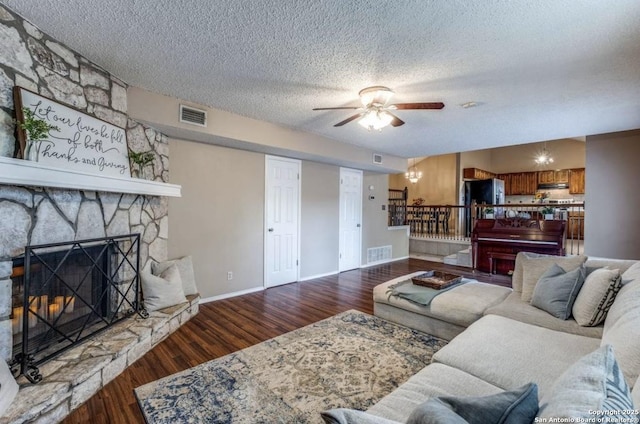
[10,234,146,383]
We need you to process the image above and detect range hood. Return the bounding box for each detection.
[538,182,569,190]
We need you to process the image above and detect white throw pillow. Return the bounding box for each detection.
[141,263,187,312]
[621,262,640,283]
[0,358,19,416]
[537,345,634,420]
[572,268,621,327]
[520,255,587,303]
[601,278,640,388]
[152,256,198,296]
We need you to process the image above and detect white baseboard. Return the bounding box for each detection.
[199,286,264,304]
[360,256,409,268]
[298,270,339,281]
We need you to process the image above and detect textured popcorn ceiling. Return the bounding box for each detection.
[5,0,640,157]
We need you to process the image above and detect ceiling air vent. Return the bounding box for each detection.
[179,105,207,127]
[373,153,383,164]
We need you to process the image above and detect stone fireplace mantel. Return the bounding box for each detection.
[0,156,181,197]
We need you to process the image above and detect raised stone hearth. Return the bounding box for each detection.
[1,295,199,424]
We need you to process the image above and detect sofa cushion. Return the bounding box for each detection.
[367,363,503,422]
[531,263,585,320]
[152,255,198,296]
[572,267,621,326]
[484,292,603,338]
[537,345,634,420]
[584,257,637,275]
[429,282,511,327]
[601,278,640,388]
[520,254,587,303]
[406,383,538,424]
[374,273,511,327]
[321,409,401,424]
[432,315,600,398]
[620,261,640,283]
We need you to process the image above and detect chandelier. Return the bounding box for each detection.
[534,144,554,165]
[405,158,422,184]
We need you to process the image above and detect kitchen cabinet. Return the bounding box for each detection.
[537,169,569,184]
[537,170,555,184]
[497,172,537,195]
[569,168,585,194]
[463,168,496,180]
[555,169,569,183]
[512,172,537,195]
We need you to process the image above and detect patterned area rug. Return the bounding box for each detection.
[135,310,447,423]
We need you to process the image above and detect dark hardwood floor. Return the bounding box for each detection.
[63,258,510,423]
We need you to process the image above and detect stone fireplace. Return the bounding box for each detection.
[10,234,144,383]
[0,5,197,423]
[0,3,172,361]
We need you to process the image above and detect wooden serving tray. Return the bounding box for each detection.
[411,271,462,290]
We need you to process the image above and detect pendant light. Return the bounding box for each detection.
[405,158,422,184]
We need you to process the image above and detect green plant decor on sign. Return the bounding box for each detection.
[16,108,60,161]
[129,150,155,178]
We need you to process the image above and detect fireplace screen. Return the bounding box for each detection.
[10,234,146,383]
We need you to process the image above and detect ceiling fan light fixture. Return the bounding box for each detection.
[359,86,394,107]
[358,109,393,131]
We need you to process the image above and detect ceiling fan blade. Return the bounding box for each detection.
[391,102,445,110]
[313,107,360,110]
[334,113,363,127]
[387,112,405,127]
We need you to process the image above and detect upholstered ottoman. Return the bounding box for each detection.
[373,271,511,340]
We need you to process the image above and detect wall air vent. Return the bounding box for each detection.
[367,245,392,264]
[373,153,383,164]
[179,105,207,127]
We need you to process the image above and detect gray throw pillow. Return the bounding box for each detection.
[406,383,538,424]
[141,263,187,312]
[531,263,586,320]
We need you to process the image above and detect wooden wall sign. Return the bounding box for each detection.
[14,87,131,177]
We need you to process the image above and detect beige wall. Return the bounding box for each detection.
[127,87,407,174]
[362,173,409,264]
[300,161,340,279]
[463,138,586,174]
[459,149,492,172]
[389,155,458,205]
[169,139,406,298]
[168,139,265,299]
[584,130,640,259]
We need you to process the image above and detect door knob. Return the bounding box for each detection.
[268,228,274,232]
[356,224,361,228]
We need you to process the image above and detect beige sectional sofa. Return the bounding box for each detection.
[367,253,640,421]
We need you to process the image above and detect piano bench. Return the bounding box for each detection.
[488,252,517,275]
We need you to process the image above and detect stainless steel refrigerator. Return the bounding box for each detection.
[464,178,505,236]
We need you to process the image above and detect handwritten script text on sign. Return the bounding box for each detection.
[18,88,131,177]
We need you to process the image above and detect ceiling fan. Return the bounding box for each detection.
[313,86,444,131]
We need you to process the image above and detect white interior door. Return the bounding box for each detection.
[339,168,363,272]
[265,156,300,288]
